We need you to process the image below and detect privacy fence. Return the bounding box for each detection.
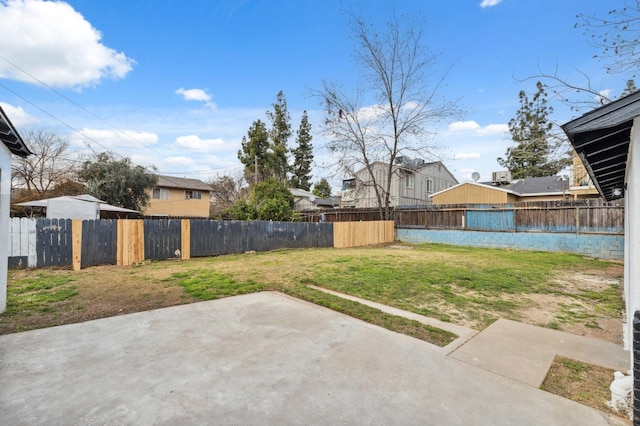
[303,200,625,260]
[303,200,624,235]
[8,218,394,270]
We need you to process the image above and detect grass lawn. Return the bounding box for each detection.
[2,243,623,344]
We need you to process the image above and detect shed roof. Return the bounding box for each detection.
[0,106,31,157]
[16,195,140,215]
[156,175,213,191]
[562,90,640,201]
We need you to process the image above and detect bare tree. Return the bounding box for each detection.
[207,173,248,218]
[578,0,640,76]
[11,129,81,199]
[316,13,461,220]
[521,2,640,112]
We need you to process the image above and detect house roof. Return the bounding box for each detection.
[16,195,140,214]
[499,176,570,196]
[0,106,31,157]
[289,187,316,199]
[562,90,640,201]
[429,181,519,198]
[429,176,570,199]
[156,175,213,191]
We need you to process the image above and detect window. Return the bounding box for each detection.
[342,179,356,191]
[152,188,169,200]
[405,173,414,189]
[185,190,202,200]
[426,179,433,193]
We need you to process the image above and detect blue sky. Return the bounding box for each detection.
[0,0,630,191]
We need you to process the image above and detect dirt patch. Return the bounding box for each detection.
[514,269,625,343]
[0,264,198,334]
[542,355,631,423]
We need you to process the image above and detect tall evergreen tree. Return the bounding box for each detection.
[289,110,313,190]
[265,90,291,181]
[498,82,570,179]
[237,119,270,184]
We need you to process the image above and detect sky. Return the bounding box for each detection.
[0,0,631,192]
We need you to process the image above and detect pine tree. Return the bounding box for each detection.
[498,82,570,178]
[265,90,291,181]
[237,119,270,184]
[289,110,313,190]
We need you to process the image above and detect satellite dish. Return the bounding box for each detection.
[471,172,480,182]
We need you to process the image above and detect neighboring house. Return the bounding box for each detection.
[562,91,640,386]
[290,188,318,211]
[431,175,572,205]
[0,106,31,313]
[145,175,213,218]
[289,188,341,211]
[15,194,140,219]
[341,158,458,208]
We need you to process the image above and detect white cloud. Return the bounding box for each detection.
[175,87,215,108]
[447,121,507,136]
[0,102,38,127]
[175,135,225,151]
[448,121,480,132]
[480,0,502,7]
[595,89,613,104]
[454,152,481,160]
[476,123,509,136]
[70,128,158,149]
[0,0,134,89]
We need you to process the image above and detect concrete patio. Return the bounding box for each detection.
[0,292,629,425]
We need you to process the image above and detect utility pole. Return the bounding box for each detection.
[254,155,258,186]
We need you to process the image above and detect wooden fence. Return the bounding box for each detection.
[8,218,394,270]
[303,200,624,235]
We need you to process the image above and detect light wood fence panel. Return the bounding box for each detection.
[333,221,395,248]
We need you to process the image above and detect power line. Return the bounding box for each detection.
[0,56,240,185]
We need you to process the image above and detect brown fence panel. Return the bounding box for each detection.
[333,221,394,248]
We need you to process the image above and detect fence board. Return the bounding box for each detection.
[190,220,334,257]
[467,210,515,231]
[35,218,72,267]
[81,220,117,267]
[143,219,182,260]
[333,221,394,248]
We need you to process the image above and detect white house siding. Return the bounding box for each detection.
[0,145,10,311]
[343,162,458,209]
[624,117,640,368]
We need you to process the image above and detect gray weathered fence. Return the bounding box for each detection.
[8,218,336,269]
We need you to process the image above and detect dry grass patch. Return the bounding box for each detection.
[542,356,630,422]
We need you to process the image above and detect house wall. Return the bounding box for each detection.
[432,183,514,205]
[0,145,10,312]
[145,187,210,218]
[624,118,640,361]
[345,162,457,208]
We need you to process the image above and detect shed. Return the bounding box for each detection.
[0,106,31,312]
[15,194,141,219]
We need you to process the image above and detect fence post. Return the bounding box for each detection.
[181,219,191,260]
[576,207,580,235]
[72,219,82,271]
